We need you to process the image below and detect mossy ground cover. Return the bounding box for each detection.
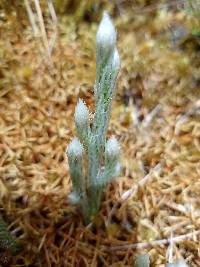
[0,1,199,266]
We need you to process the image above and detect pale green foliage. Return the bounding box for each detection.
[166,259,189,267]
[133,254,150,267]
[67,11,120,224]
[132,255,189,267]
[0,214,21,254]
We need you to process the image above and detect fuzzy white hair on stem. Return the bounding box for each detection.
[67,138,84,158]
[74,99,90,127]
[66,11,121,224]
[105,136,120,158]
[96,11,116,60]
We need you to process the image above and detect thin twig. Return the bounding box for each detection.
[108,163,161,221]
[142,105,160,128]
[174,100,200,135]
[47,0,57,22]
[121,163,161,200]
[34,0,51,57]
[24,0,39,36]
[47,0,57,54]
[110,230,200,251]
[167,232,174,263]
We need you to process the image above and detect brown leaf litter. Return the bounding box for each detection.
[0,1,200,266]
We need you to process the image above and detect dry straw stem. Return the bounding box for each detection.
[24,0,57,57]
[121,163,162,201]
[34,0,51,57]
[46,0,58,54]
[1,0,200,265]
[24,0,39,36]
[174,100,200,135]
[108,163,162,221]
[110,230,200,250]
[167,232,174,263]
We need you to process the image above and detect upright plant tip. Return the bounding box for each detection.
[68,191,80,205]
[74,99,90,127]
[96,11,117,60]
[105,136,120,158]
[66,11,121,224]
[112,47,120,73]
[67,138,84,159]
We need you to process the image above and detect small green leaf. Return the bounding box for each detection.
[0,215,21,255]
[133,254,150,267]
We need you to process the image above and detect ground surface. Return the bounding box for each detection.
[0,1,200,266]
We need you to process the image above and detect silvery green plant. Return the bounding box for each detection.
[67,11,120,224]
[166,260,189,267]
[133,254,150,267]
